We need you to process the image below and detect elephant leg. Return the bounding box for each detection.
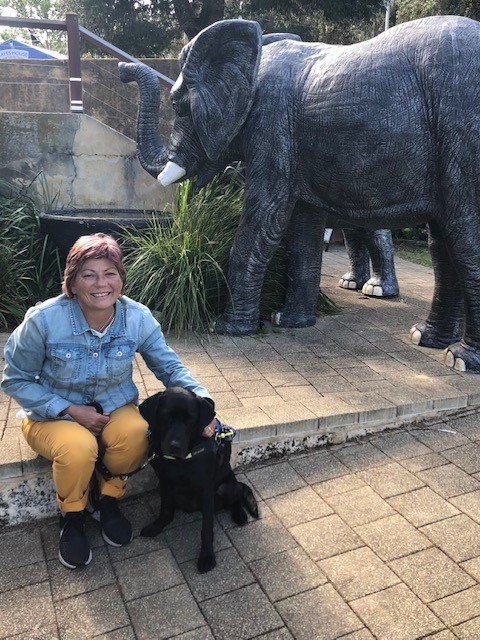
[433,214,480,373]
[272,203,325,328]
[339,228,371,291]
[215,192,295,336]
[361,229,400,297]
[410,220,464,349]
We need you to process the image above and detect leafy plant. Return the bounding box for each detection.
[122,169,337,335]
[0,179,62,329]
[122,172,243,334]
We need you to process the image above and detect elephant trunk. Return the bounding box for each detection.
[119,62,170,179]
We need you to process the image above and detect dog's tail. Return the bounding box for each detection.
[239,482,259,519]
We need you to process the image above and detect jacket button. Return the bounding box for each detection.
[117,351,123,357]
[92,352,99,358]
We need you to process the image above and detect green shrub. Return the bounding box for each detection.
[0,180,62,329]
[122,172,244,334]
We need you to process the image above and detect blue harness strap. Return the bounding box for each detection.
[214,418,237,442]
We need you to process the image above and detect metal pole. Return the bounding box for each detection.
[66,12,83,113]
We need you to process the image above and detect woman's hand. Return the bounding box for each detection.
[62,404,110,436]
[202,418,217,438]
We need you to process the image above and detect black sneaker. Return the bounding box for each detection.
[90,496,133,547]
[59,512,92,569]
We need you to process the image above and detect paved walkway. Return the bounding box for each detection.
[1,246,480,639]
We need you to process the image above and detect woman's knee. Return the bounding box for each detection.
[53,430,98,468]
[102,421,148,452]
[101,405,148,451]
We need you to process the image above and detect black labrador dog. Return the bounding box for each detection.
[139,386,259,573]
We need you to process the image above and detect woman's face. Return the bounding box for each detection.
[70,258,123,314]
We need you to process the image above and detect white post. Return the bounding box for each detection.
[385,0,392,31]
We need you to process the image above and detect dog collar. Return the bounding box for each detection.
[163,436,217,461]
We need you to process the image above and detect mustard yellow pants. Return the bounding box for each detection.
[22,403,148,513]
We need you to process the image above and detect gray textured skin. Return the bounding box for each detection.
[340,228,399,297]
[120,16,480,372]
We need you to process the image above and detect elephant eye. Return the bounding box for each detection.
[171,94,190,118]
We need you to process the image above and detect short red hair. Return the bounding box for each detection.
[62,233,126,298]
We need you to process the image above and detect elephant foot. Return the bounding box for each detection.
[338,271,367,291]
[444,341,480,373]
[362,276,399,298]
[409,322,462,349]
[271,309,316,328]
[212,316,259,336]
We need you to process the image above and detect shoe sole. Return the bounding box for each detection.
[58,548,93,570]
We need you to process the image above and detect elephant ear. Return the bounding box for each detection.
[181,19,262,161]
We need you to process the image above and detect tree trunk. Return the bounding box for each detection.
[172,0,225,40]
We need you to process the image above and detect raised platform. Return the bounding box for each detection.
[1,245,479,526]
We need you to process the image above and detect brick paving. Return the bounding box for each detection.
[1,245,480,639]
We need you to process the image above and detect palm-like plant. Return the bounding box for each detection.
[0,180,62,329]
[123,172,243,334]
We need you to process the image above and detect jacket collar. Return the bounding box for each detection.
[69,297,127,337]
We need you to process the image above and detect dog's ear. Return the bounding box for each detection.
[139,391,164,426]
[197,396,216,429]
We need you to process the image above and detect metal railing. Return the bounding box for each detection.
[0,13,174,113]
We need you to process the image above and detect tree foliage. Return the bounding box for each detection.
[395,0,480,23]
[0,0,67,49]
[58,0,182,57]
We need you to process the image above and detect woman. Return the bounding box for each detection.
[1,233,216,569]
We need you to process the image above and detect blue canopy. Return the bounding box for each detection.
[0,38,66,60]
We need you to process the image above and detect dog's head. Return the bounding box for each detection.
[139,387,215,459]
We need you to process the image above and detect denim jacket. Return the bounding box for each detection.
[1,294,210,421]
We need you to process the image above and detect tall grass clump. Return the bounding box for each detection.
[123,171,244,334]
[122,168,337,335]
[0,180,62,329]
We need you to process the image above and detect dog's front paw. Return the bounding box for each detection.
[197,552,216,573]
[141,519,165,537]
[231,503,248,526]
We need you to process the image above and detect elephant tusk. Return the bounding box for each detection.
[158,162,186,186]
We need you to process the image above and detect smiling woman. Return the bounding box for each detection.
[1,232,216,571]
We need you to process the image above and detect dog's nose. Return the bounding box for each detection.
[168,439,183,455]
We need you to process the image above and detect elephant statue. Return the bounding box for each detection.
[120,16,480,373]
[340,228,399,297]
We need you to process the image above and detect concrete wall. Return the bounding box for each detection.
[0,111,174,210]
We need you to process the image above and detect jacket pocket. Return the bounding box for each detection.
[104,341,136,381]
[49,345,86,381]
